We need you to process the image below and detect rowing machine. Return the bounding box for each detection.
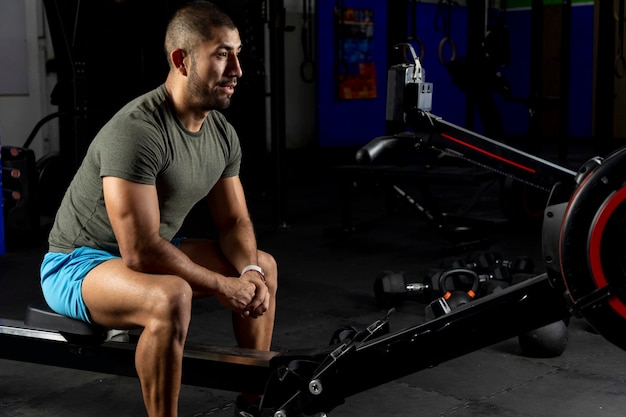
[355,43,626,352]
[0,270,572,416]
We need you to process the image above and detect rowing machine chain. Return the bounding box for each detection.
[429,143,552,192]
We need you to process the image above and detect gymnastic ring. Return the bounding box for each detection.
[438,36,456,65]
[615,55,626,78]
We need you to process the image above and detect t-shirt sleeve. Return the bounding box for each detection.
[97,115,165,185]
[219,115,242,179]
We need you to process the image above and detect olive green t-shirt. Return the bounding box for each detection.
[48,84,241,254]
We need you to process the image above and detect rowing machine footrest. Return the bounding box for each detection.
[25,302,107,336]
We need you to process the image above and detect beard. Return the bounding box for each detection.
[187,67,233,111]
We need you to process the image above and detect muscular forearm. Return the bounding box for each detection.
[218,217,259,273]
[123,235,263,315]
[123,233,225,293]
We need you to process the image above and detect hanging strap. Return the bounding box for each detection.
[407,0,425,62]
[616,0,625,78]
[334,0,348,83]
[436,0,457,65]
[300,0,316,83]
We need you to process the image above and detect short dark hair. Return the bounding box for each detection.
[164,1,236,60]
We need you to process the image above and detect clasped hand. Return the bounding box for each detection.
[217,271,269,318]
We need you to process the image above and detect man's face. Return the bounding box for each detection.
[187,27,243,111]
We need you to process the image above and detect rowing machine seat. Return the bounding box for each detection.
[25,302,107,337]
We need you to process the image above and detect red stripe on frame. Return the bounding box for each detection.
[441,133,537,174]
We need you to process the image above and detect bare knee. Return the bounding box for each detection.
[145,279,193,340]
[258,251,278,295]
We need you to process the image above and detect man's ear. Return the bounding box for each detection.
[171,49,188,75]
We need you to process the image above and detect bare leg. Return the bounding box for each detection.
[81,240,278,416]
[231,249,277,351]
[231,250,277,405]
[178,239,278,352]
[82,259,193,417]
[179,240,278,401]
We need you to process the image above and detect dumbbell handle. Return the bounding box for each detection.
[477,273,497,283]
[406,282,429,293]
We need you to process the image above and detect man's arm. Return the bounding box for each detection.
[102,176,258,314]
[207,175,271,316]
[207,176,259,274]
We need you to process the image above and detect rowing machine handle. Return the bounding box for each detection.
[355,135,402,164]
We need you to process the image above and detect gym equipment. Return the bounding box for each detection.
[329,312,392,346]
[462,251,534,273]
[443,251,535,285]
[0,270,587,416]
[1,112,75,249]
[3,45,626,417]
[358,44,577,185]
[424,267,480,320]
[373,251,529,309]
[1,146,39,246]
[406,0,425,62]
[435,0,457,65]
[334,158,502,248]
[373,249,564,356]
[1,153,67,244]
[518,319,569,358]
[373,266,498,309]
[373,271,431,308]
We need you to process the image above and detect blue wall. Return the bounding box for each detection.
[316,0,388,147]
[316,1,594,148]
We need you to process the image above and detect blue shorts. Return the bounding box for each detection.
[41,238,185,323]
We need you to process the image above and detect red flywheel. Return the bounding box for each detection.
[559,147,626,350]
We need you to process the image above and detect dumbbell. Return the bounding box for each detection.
[373,271,430,308]
[443,252,535,286]
[374,264,510,309]
[464,251,535,275]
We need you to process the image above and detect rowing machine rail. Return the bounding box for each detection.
[0,272,571,416]
[259,273,570,416]
[357,113,577,192]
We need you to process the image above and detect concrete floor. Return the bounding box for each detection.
[1,145,626,417]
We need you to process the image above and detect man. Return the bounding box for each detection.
[40,2,276,416]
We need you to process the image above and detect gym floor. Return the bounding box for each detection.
[1,143,626,417]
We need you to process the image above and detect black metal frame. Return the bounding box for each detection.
[0,270,572,416]
[0,318,276,394]
[357,110,577,192]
